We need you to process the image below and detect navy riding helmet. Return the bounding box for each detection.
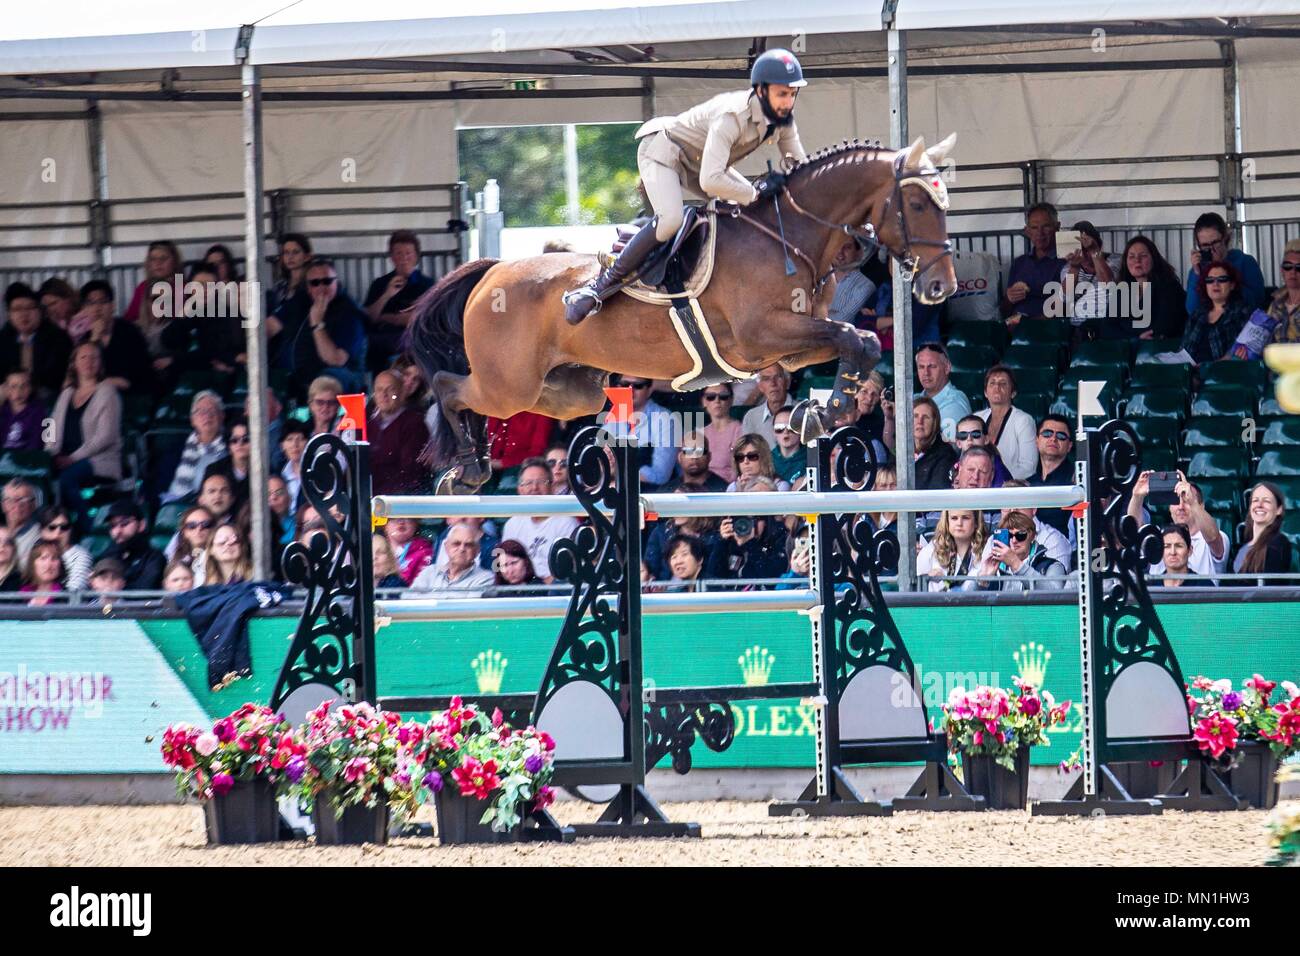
[749,49,808,88]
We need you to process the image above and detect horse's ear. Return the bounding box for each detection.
[927,133,957,167]
[904,136,927,170]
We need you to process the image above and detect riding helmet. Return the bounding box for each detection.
[750,49,808,88]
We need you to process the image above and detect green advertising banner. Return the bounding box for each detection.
[3,602,1297,774]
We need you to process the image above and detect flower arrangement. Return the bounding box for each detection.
[160,703,300,801]
[1266,765,1300,867]
[942,678,1072,771]
[402,697,557,833]
[1186,675,1300,763]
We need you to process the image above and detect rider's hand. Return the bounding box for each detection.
[753,170,787,200]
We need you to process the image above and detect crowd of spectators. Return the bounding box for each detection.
[2,206,1297,606]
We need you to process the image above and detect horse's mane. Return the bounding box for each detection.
[786,139,888,181]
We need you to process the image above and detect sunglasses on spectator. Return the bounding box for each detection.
[1282,263,1300,272]
[44,521,71,532]
[1039,429,1070,441]
[681,446,708,457]
[625,381,652,391]
[955,429,985,440]
[703,392,731,402]
[1204,276,1232,285]
[546,458,566,468]
[229,435,250,444]
[773,424,796,435]
[186,520,214,531]
[308,277,337,287]
[734,451,761,463]
[1002,530,1031,542]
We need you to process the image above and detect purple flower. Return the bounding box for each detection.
[285,756,307,783]
[524,754,544,775]
[1222,692,1243,711]
[423,770,443,793]
[211,772,234,796]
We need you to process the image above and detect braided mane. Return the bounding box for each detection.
[786,138,888,181]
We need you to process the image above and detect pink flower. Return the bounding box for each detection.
[972,730,984,746]
[343,757,370,783]
[211,772,234,796]
[195,732,219,756]
[1193,714,1239,759]
[1018,695,1041,717]
[492,708,504,728]
[1191,676,1214,691]
[452,757,501,800]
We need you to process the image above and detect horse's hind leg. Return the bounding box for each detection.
[430,370,491,492]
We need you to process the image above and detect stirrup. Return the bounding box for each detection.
[562,286,603,315]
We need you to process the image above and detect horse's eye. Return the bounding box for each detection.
[909,201,926,213]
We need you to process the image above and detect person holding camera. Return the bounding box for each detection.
[981,479,1072,569]
[966,511,1067,591]
[720,475,789,584]
[1126,470,1227,581]
[1184,212,1264,316]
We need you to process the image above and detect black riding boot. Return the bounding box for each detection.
[563,217,661,325]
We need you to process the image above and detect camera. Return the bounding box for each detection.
[1147,471,1180,509]
[882,386,895,404]
[732,516,755,538]
[1198,245,1217,270]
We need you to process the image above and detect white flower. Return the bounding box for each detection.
[1283,681,1300,700]
[1212,679,1233,694]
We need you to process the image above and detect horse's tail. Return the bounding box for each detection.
[404,256,498,463]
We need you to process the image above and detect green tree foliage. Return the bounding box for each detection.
[459,123,642,227]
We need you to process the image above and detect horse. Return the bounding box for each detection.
[408,134,959,492]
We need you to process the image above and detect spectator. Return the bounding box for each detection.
[665,534,708,589]
[432,516,498,572]
[1231,482,1292,584]
[205,419,252,508]
[162,559,195,594]
[488,411,555,473]
[741,365,794,452]
[204,244,240,283]
[1,370,46,451]
[603,376,677,490]
[854,370,886,444]
[407,522,495,595]
[974,365,1038,480]
[372,533,406,590]
[1052,220,1118,341]
[98,499,165,591]
[306,376,342,438]
[269,257,367,395]
[246,387,287,473]
[196,472,237,528]
[953,416,1011,486]
[491,539,543,589]
[1002,202,1066,325]
[1184,212,1264,315]
[0,527,20,591]
[1,282,72,404]
[914,343,970,439]
[47,341,122,527]
[180,262,245,376]
[500,458,579,582]
[167,505,216,566]
[124,240,184,330]
[645,513,727,582]
[827,239,879,327]
[770,409,806,486]
[266,475,295,554]
[726,434,790,492]
[864,464,899,539]
[1157,524,1197,588]
[199,523,253,586]
[984,479,1072,569]
[720,476,789,583]
[88,558,128,601]
[38,278,80,333]
[968,511,1067,592]
[2,478,42,563]
[545,446,571,496]
[364,230,433,374]
[393,353,437,433]
[914,445,998,541]
[384,518,433,585]
[77,280,152,394]
[779,521,812,587]
[911,397,958,491]
[38,504,92,592]
[1269,239,1300,344]
[279,418,310,510]
[917,509,988,591]
[162,391,226,503]
[1028,415,1075,536]
[1183,261,1251,365]
[677,431,729,492]
[1127,470,1227,580]
[21,539,65,606]
[700,384,743,483]
[369,370,431,496]
[1109,236,1187,341]
[268,233,312,314]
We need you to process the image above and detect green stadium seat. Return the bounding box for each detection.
[730,404,752,422]
[1144,446,1180,472]
[1004,366,1057,395]
[83,534,113,559]
[1128,418,1181,458]
[1190,387,1256,420]
[153,501,190,532]
[1182,417,1248,451]
[1062,363,1127,392]
[1072,339,1132,367]
[1123,390,1187,421]
[1134,337,1187,364]
[1195,477,1244,529]
[1014,393,1052,425]
[1009,318,1070,347]
[1259,397,1287,419]
[1256,448,1300,477]
[0,449,52,480]
[1187,449,1250,479]
[950,371,984,400]
[999,344,1051,372]
[945,343,999,374]
[149,533,174,555]
[1282,512,1300,537]
[1261,419,1300,448]
[1051,388,1115,422]
[946,321,1007,354]
[1198,359,1270,393]
[1129,363,1192,393]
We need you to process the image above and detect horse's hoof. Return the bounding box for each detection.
[790,400,826,446]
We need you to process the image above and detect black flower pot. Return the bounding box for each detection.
[434,789,521,845]
[961,746,1030,810]
[203,777,280,845]
[1225,741,1280,810]
[1106,760,1180,799]
[312,800,390,845]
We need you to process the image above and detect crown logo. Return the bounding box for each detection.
[1013,642,1051,690]
[738,645,775,686]
[472,650,508,694]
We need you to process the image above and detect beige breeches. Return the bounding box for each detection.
[637,142,686,242]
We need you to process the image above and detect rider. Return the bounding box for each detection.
[563,48,810,325]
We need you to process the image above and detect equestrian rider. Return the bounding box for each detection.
[563,48,809,325]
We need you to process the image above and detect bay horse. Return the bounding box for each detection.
[409,134,958,492]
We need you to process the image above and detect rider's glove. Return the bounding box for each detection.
[752,170,787,201]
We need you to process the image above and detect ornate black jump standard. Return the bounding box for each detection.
[771,425,982,816]
[1033,419,1245,816]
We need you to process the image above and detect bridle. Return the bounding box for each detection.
[734,150,954,292]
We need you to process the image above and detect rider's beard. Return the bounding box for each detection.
[756,86,795,127]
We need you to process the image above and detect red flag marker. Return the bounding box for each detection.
[337,393,368,442]
[603,386,636,438]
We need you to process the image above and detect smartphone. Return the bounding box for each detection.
[1055,230,1082,258]
[1147,471,1180,509]
[993,529,1011,547]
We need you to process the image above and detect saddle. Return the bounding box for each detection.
[600,204,747,392]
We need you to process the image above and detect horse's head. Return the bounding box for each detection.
[874,134,958,305]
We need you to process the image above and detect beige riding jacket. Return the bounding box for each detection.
[635,89,807,205]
